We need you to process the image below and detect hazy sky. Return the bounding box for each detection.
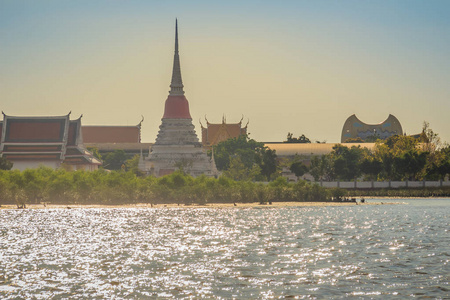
[1,0,449,143]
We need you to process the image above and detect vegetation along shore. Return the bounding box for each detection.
[1,167,447,209]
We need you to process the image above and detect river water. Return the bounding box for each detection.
[1,199,449,299]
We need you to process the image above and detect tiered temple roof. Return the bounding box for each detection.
[0,113,101,170]
[201,116,248,148]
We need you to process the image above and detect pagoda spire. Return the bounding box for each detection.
[169,19,184,95]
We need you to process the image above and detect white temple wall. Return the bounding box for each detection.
[11,160,61,171]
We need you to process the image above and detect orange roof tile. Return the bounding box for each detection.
[5,119,65,142]
[82,126,140,143]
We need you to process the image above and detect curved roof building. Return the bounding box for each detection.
[341,114,403,143]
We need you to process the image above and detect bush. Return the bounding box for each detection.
[0,169,331,205]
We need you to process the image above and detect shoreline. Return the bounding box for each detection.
[0,201,401,210]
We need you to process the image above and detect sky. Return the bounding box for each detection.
[1,0,450,144]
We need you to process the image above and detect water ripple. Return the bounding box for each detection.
[1,202,449,299]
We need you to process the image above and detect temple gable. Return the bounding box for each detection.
[201,117,248,148]
[0,113,101,171]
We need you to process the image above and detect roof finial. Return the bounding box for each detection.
[175,18,179,54]
[169,19,185,95]
[138,115,144,127]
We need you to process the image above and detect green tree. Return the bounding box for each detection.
[213,135,277,181]
[419,121,446,180]
[365,134,382,143]
[437,146,450,178]
[290,161,309,177]
[360,156,383,180]
[259,148,277,180]
[223,156,261,181]
[309,155,334,181]
[22,168,48,203]
[0,157,13,170]
[373,135,425,180]
[103,150,128,170]
[284,133,311,143]
[125,154,145,175]
[330,144,367,181]
[343,137,364,143]
[87,147,102,161]
[393,150,428,180]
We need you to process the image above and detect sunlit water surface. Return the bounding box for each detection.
[1,199,449,299]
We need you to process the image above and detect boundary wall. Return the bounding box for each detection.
[318,180,450,189]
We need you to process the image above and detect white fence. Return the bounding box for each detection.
[318,180,450,189]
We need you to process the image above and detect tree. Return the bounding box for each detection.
[344,137,364,143]
[330,144,366,181]
[372,135,426,180]
[125,154,145,176]
[290,161,309,177]
[102,150,128,170]
[284,133,311,143]
[393,150,428,180]
[420,122,445,179]
[420,121,441,153]
[213,135,277,181]
[422,145,450,180]
[0,157,13,170]
[438,146,450,178]
[365,134,382,143]
[360,156,383,180]
[223,156,261,181]
[87,147,102,161]
[259,148,277,180]
[309,155,334,181]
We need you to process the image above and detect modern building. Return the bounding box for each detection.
[200,116,248,149]
[0,113,101,171]
[341,114,403,143]
[140,20,218,177]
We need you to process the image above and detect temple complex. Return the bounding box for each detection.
[140,20,218,177]
[200,116,248,149]
[0,113,101,171]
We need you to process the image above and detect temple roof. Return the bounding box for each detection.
[1,114,69,143]
[82,125,141,143]
[0,113,101,166]
[201,117,248,147]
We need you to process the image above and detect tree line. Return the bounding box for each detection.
[0,168,332,206]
